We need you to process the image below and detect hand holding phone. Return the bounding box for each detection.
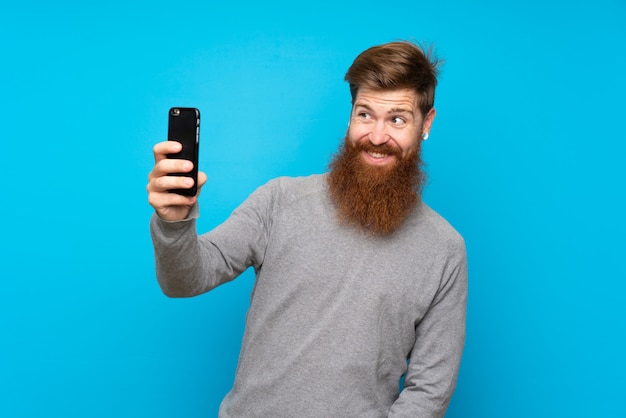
[167,107,200,196]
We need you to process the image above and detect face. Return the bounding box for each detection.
[348,87,436,167]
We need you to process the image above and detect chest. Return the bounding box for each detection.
[255,203,442,335]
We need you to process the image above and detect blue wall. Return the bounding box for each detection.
[1,1,625,416]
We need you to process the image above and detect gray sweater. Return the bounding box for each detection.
[150,174,467,418]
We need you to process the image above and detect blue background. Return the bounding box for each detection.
[1,1,625,417]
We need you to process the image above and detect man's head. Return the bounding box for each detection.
[327,41,441,235]
[344,41,439,119]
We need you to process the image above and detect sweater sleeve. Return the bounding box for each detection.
[150,182,274,298]
[388,238,468,418]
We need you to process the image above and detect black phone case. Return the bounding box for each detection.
[167,107,200,196]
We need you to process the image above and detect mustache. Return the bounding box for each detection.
[350,140,402,158]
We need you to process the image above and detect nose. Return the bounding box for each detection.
[368,120,389,145]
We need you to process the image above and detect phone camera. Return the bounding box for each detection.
[171,108,181,116]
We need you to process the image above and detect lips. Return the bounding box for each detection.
[360,148,400,167]
[359,141,402,164]
[367,151,388,159]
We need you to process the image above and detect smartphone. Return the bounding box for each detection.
[167,107,200,196]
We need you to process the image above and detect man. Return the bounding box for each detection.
[148,41,467,417]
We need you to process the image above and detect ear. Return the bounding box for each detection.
[422,108,436,134]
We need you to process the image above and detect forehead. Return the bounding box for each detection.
[353,87,419,111]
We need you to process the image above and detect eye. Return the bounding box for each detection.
[391,116,406,126]
[358,111,371,120]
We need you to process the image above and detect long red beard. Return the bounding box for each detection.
[327,137,425,235]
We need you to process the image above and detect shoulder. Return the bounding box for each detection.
[263,173,326,192]
[408,202,466,256]
[235,174,329,221]
[418,203,463,239]
[254,174,327,205]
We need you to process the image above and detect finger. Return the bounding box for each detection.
[148,173,195,193]
[153,141,182,163]
[149,158,194,180]
[197,171,208,189]
[191,171,208,198]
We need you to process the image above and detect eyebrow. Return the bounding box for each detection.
[354,103,414,117]
[354,103,372,111]
[389,107,414,117]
